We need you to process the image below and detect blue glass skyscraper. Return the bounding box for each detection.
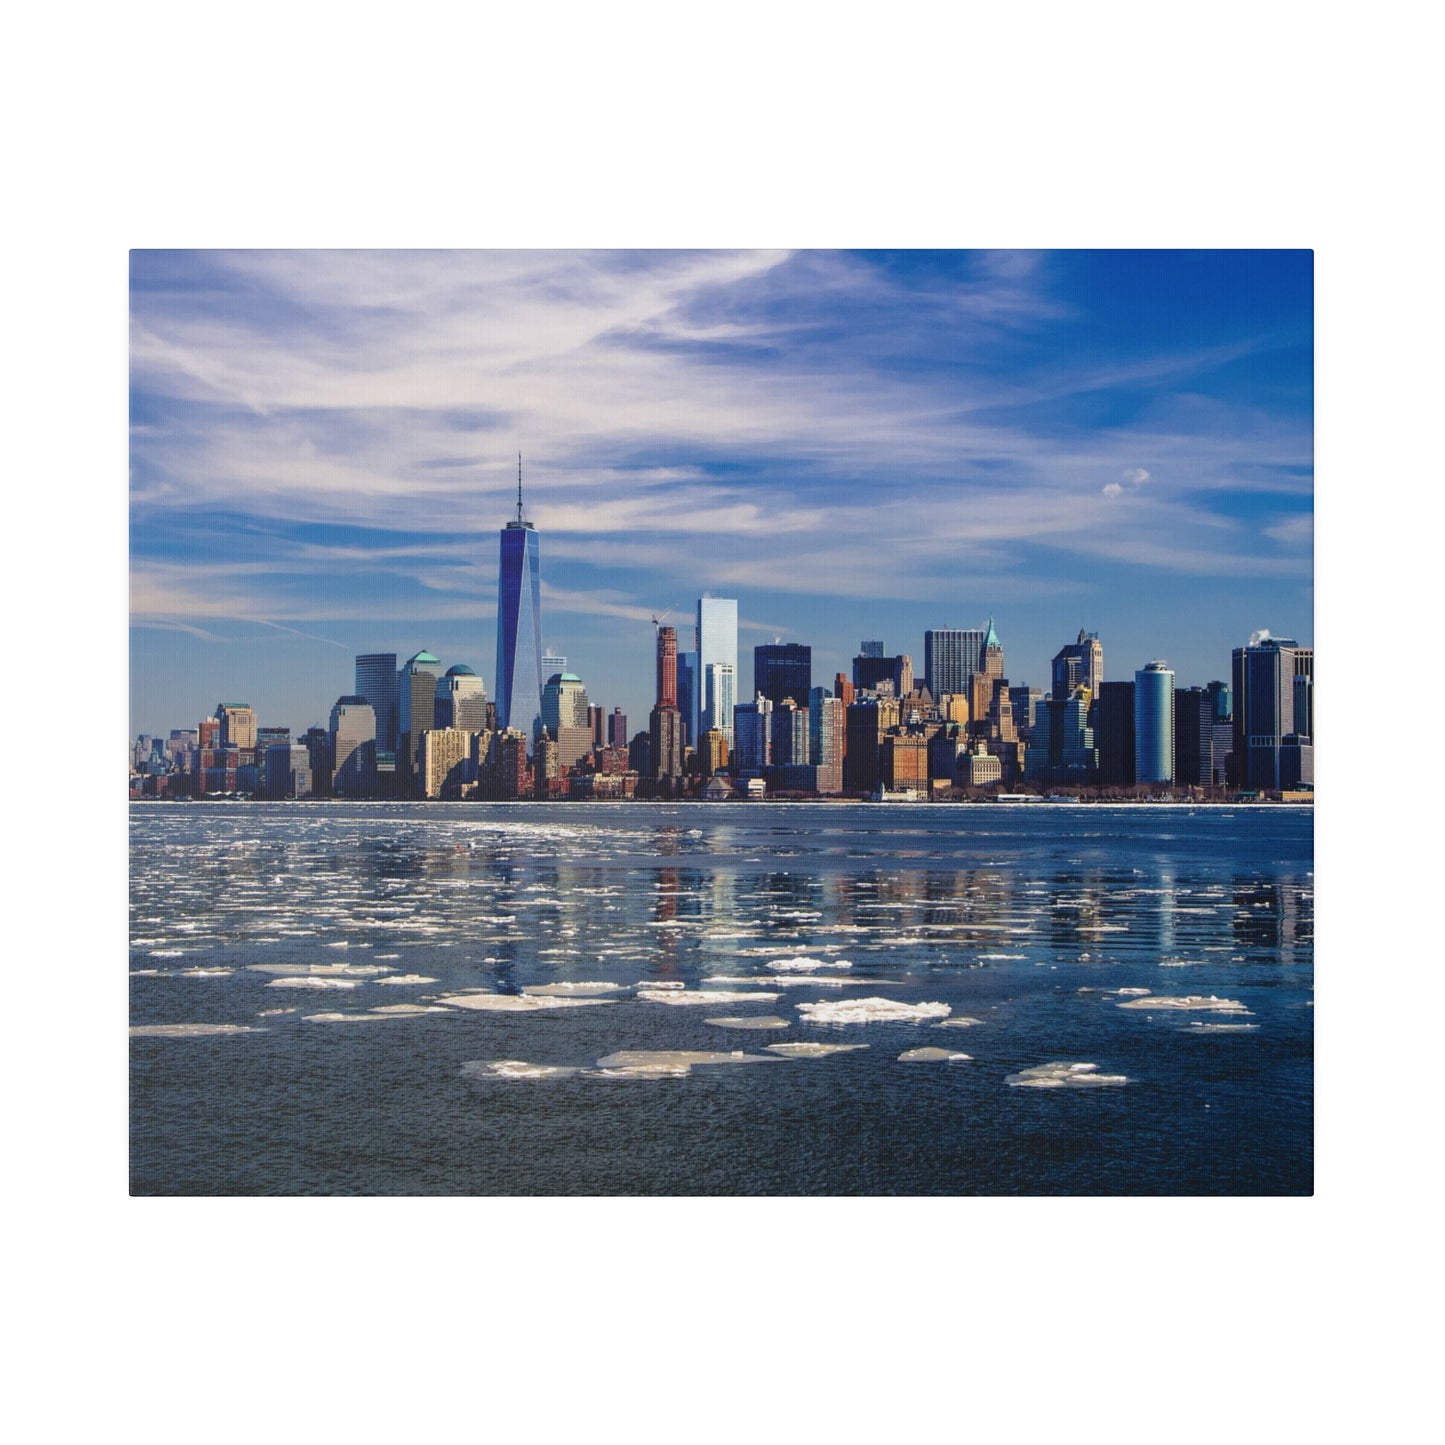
[495,458,543,747]
[1134,661,1175,784]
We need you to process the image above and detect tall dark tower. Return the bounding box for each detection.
[495,454,543,746]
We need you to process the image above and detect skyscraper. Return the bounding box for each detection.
[1134,661,1175,785]
[542,672,593,769]
[1051,630,1103,701]
[397,651,441,794]
[755,643,811,707]
[650,625,684,782]
[924,629,981,699]
[702,662,736,745]
[495,457,543,747]
[354,653,398,753]
[1232,634,1310,791]
[435,664,488,730]
[329,696,377,797]
[697,597,739,742]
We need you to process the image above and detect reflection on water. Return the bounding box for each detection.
[131,802,1313,1196]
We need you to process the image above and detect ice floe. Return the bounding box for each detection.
[933,1017,986,1029]
[1186,1021,1260,1032]
[764,1042,868,1058]
[374,974,438,986]
[462,1059,582,1081]
[521,982,625,997]
[436,991,617,1012]
[898,1047,972,1062]
[266,976,361,990]
[1006,1062,1129,1088]
[130,1023,265,1038]
[796,998,951,1025]
[704,974,883,989]
[705,1016,791,1029]
[248,963,395,977]
[766,955,852,972]
[178,967,233,978]
[1117,994,1250,1013]
[592,1049,780,1077]
[636,989,781,1005]
[304,1004,452,1022]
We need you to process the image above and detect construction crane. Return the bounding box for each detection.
[651,606,676,631]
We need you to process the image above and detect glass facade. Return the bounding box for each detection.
[495,523,543,744]
[1134,662,1175,784]
[697,598,738,742]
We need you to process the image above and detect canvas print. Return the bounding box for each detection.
[129,249,1313,1195]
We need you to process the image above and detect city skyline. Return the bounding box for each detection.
[130,250,1312,736]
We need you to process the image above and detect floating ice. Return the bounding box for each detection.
[266,977,360,990]
[634,979,686,990]
[178,967,233,978]
[898,1047,972,1062]
[304,1004,452,1022]
[1187,1021,1260,1032]
[979,954,1027,961]
[374,974,438,986]
[1007,1062,1129,1088]
[462,1059,582,1081]
[704,974,883,989]
[248,963,394,977]
[150,950,184,958]
[257,1008,298,1016]
[129,969,163,977]
[796,998,950,1025]
[1118,995,1250,1013]
[764,1042,868,1058]
[436,991,616,1012]
[593,1049,780,1077]
[705,1016,791,1029]
[1115,987,1152,996]
[636,989,780,1006]
[766,956,852,972]
[130,1023,264,1038]
[521,982,624,997]
[933,1017,985,1029]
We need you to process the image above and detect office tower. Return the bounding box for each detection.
[755,643,811,708]
[1134,661,1175,785]
[495,730,531,799]
[733,693,773,770]
[771,697,809,767]
[1051,630,1104,700]
[859,640,884,659]
[264,743,313,800]
[257,725,290,752]
[542,672,593,769]
[495,458,543,746]
[1009,686,1043,742]
[435,664,488,730]
[1232,634,1308,791]
[589,706,606,749]
[329,696,377,797]
[696,597,739,742]
[215,703,257,751]
[834,673,854,708]
[541,648,566,678]
[699,728,729,777]
[1279,734,1314,790]
[534,735,560,796]
[853,648,912,696]
[302,725,333,796]
[1175,687,1217,787]
[844,696,900,793]
[677,653,696,747]
[702,662,736,745]
[354,654,398,752]
[397,650,441,794]
[809,687,846,794]
[924,629,977,699]
[1059,689,1095,774]
[1096,681,1136,787]
[608,707,628,748]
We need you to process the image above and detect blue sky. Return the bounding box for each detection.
[129,249,1312,738]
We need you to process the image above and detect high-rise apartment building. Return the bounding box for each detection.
[354,654,398,752]
[733,693,773,770]
[808,687,846,794]
[696,598,739,742]
[608,707,628,748]
[656,625,678,707]
[754,643,811,708]
[495,460,543,746]
[420,727,475,799]
[1134,661,1175,785]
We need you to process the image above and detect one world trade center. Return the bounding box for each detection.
[494,456,543,748]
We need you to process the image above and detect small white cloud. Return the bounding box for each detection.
[1102,482,1124,498]
[1122,467,1151,486]
[1103,466,1150,498]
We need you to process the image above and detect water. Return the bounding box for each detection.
[129,801,1313,1195]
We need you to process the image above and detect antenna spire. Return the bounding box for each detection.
[516,452,525,524]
